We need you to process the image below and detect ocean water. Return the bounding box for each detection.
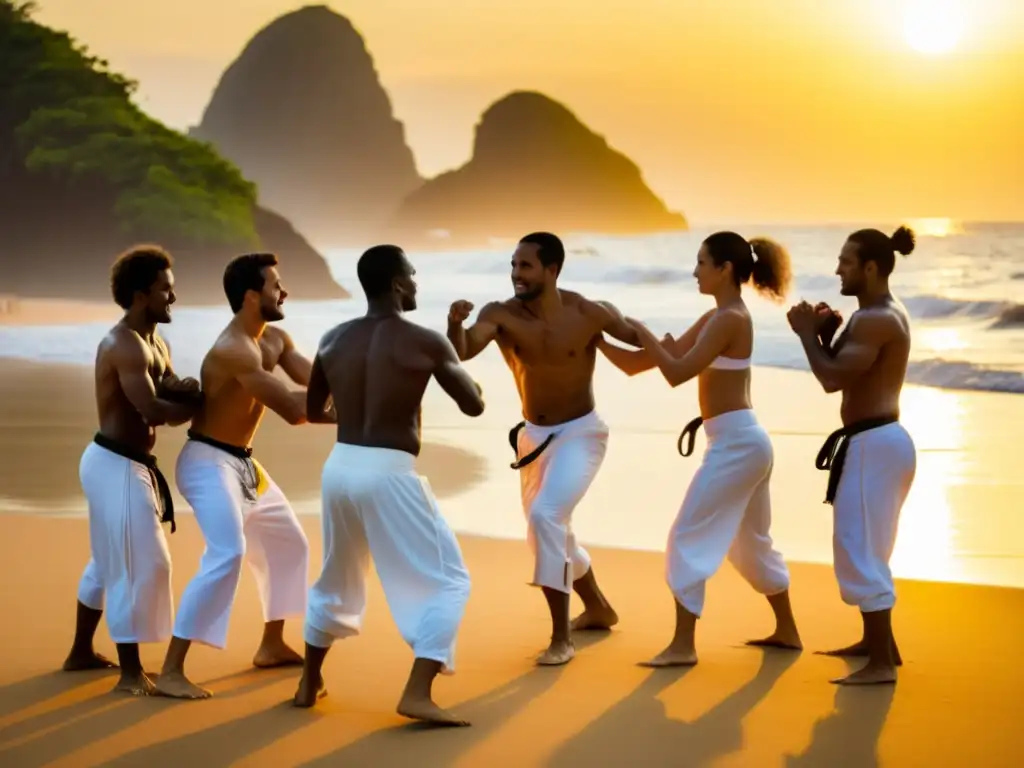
[1,221,1023,589]
[2,220,1022,393]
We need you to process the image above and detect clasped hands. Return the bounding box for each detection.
[787,301,842,342]
[159,375,203,405]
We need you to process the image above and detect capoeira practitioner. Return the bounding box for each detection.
[447,232,641,666]
[154,253,321,699]
[63,246,203,695]
[601,232,801,666]
[788,226,917,685]
[294,245,483,726]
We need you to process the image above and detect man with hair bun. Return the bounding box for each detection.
[787,225,918,686]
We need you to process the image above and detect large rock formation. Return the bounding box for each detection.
[387,91,687,247]
[192,5,422,247]
[0,0,347,305]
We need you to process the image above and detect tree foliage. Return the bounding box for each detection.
[0,1,258,246]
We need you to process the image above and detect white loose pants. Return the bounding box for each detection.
[832,422,916,612]
[304,443,471,673]
[77,441,174,644]
[172,439,309,649]
[517,410,608,594]
[667,409,790,617]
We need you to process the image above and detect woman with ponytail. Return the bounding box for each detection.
[599,232,800,666]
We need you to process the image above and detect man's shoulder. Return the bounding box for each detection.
[479,298,518,320]
[848,306,906,339]
[102,323,146,362]
[208,328,259,368]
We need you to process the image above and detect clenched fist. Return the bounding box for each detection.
[448,300,474,325]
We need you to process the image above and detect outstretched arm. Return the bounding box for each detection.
[275,328,314,386]
[795,313,889,394]
[114,337,200,427]
[428,332,485,417]
[223,340,308,425]
[590,300,642,347]
[599,310,715,376]
[629,313,738,388]
[305,353,337,424]
[447,301,501,361]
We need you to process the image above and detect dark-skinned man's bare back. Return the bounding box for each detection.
[295,298,483,726]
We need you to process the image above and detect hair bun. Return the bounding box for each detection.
[890,225,916,256]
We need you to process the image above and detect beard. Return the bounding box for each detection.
[147,306,172,324]
[514,284,543,302]
[400,294,417,312]
[261,302,285,322]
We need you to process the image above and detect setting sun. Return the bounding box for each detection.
[904,0,965,54]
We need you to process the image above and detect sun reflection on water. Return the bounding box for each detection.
[890,386,967,581]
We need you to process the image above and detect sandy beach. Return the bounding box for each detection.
[2,514,1023,767]
[1,328,1023,765]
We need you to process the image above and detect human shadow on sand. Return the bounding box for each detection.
[784,682,896,767]
[547,649,799,767]
[0,666,297,765]
[0,667,119,720]
[298,632,612,768]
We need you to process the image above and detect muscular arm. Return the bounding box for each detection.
[222,339,308,425]
[599,311,714,376]
[305,353,337,424]
[274,328,313,386]
[590,300,642,347]
[636,312,740,388]
[427,332,485,417]
[797,314,889,393]
[447,303,501,361]
[113,337,199,426]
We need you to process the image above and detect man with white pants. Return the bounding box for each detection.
[447,232,642,666]
[154,252,328,699]
[64,245,202,696]
[294,244,483,727]
[789,225,919,685]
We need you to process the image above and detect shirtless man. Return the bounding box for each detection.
[787,225,918,685]
[64,245,202,695]
[294,245,483,726]
[447,231,642,666]
[154,252,324,699]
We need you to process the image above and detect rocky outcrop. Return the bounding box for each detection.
[192,5,423,247]
[386,91,687,247]
[0,203,348,306]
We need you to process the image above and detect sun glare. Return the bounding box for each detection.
[903,0,965,55]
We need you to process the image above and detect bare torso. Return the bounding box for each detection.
[835,301,911,425]
[486,291,611,425]
[190,325,291,447]
[318,316,441,456]
[95,324,170,454]
[695,306,755,420]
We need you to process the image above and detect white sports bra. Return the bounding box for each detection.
[708,355,751,371]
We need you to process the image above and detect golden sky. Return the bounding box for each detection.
[32,0,1024,224]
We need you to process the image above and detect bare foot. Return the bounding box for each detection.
[113,671,157,696]
[397,694,470,727]
[253,643,304,669]
[831,663,897,686]
[292,674,328,708]
[536,640,575,666]
[63,650,119,671]
[154,671,213,700]
[637,648,698,668]
[571,605,619,632]
[746,629,803,651]
[816,640,902,666]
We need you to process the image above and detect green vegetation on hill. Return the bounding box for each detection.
[0,0,257,247]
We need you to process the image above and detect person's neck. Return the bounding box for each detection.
[232,310,266,340]
[122,308,156,341]
[521,287,562,319]
[366,297,402,318]
[857,282,891,310]
[713,285,743,309]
